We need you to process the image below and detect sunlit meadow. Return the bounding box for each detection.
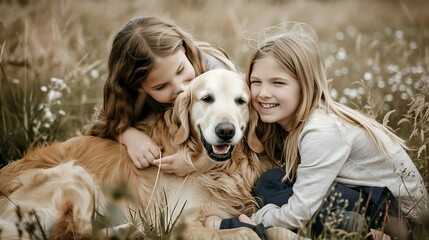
[0,0,428,239]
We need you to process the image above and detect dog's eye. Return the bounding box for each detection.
[201,95,214,103]
[236,97,247,105]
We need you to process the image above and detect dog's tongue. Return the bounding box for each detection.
[212,145,231,154]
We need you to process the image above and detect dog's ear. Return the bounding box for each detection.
[247,107,264,153]
[172,90,191,145]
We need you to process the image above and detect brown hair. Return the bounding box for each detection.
[86,16,235,139]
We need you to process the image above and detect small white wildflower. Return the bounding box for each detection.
[32,120,41,134]
[43,123,50,128]
[377,80,385,88]
[343,88,350,95]
[401,92,409,100]
[349,89,359,99]
[405,77,413,85]
[43,107,54,122]
[395,30,404,39]
[40,86,48,92]
[409,42,417,50]
[47,90,63,102]
[58,110,66,116]
[343,88,359,99]
[51,77,68,91]
[412,66,423,74]
[414,81,421,89]
[385,94,393,102]
[324,55,336,69]
[341,67,349,75]
[90,69,100,78]
[330,89,338,99]
[12,78,20,84]
[336,47,347,60]
[334,69,341,76]
[363,72,373,81]
[387,64,399,73]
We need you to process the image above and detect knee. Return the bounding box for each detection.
[254,168,284,195]
[255,168,284,187]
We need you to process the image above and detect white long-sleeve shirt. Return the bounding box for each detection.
[252,108,428,229]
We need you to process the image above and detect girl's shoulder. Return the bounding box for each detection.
[305,108,363,141]
[304,108,353,134]
[306,108,339,125]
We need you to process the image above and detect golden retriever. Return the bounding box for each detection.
[0,69,299,240]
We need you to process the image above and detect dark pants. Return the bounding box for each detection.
[253,168,400,236]
[221,168,401,238]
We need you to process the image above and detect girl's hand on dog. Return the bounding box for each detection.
[118,127,161,169]
[238,214,257,225]
[153,152,195,176]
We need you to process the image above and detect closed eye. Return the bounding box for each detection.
[250,80,261,85]
[176,62,184,75]
[154,83,167,90]
[274,81,287,86]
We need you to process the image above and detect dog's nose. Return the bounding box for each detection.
[215,123,235,140]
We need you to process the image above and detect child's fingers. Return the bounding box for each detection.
[128,149,148,169]
[238,214,256,225]
[148,145,162,159]
[153,156,173,165]
[157,163,175,173]
[137,155,150,168]
[131,157,143,169]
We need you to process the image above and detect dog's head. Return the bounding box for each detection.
[171,69,263,162]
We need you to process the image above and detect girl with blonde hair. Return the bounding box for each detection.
[206,23,427,239]
[85,16,236,176]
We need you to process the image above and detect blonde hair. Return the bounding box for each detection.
[86,16,235,139]
[246,23,406,181]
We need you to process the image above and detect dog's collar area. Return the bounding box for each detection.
[199,128,234,162]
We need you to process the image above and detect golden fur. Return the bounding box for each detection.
[0,69,299,239]
[0,161,107,240]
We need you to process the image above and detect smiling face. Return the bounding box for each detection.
[142,49,196,103]
[188,70,251,162]
[249,56,302,131]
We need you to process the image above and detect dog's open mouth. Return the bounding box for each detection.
[200,130,234,162]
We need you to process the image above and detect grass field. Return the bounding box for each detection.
[1,0,428,238]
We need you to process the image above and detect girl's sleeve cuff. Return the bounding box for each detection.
[251,203,279,227]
